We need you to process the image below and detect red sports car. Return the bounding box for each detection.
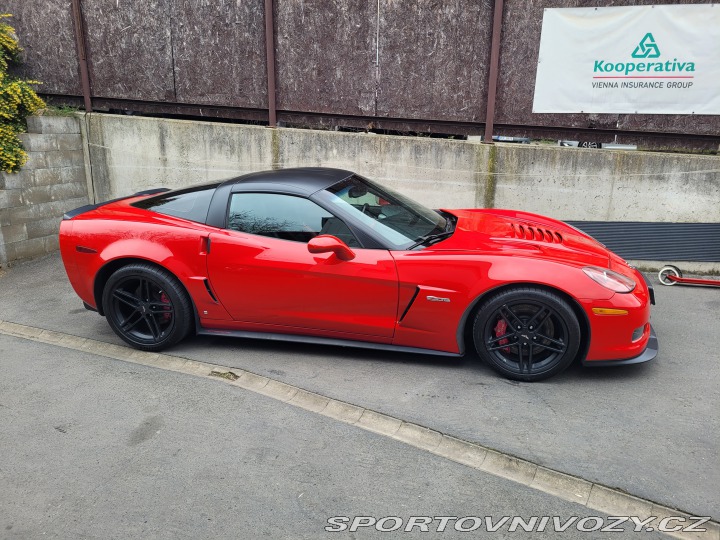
[59,168,657,381]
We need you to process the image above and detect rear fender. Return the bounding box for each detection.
[92,239,183,315]
[99,239,177,271]
[91,239,230,323]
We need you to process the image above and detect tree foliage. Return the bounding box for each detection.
[0,14,45,173]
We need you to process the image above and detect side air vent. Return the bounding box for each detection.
[203,279,218,302]
[509,223,563,244]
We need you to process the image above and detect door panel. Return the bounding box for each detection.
[206,231,399,338]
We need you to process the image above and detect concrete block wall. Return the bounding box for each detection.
[0,116,90,266]
[85,113,720,224]
[84,112,489,210]
[3,112,719,267]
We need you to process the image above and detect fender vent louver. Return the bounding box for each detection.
[399,287,420,323]
[509,223,563,244]
[203,279,218,302]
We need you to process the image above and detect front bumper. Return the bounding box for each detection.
[583,325,658,367]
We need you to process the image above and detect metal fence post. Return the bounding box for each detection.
[264,0,277,127]
[483,0,504,144]
[70,0,92,112]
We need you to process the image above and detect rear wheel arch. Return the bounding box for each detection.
[459,282,591,364]
[93,258,199,333]
[101,262,195,351]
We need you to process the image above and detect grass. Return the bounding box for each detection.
[37,105,81,117]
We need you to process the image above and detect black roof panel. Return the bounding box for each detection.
[222,167,355,196]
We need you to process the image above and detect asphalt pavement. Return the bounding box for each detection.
[1,333,680,539]
[0,253,718,538]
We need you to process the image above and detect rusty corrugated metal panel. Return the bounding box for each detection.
[87,98,270,122]
[495,0,720,138]
[616,112,720,138]
[6,0,82,95]
[274,0,377,116]
[377,0,493,122]
[82,0,175,101]
[9,0,720,148]
[494,0,615,133]
[172,0,267,109]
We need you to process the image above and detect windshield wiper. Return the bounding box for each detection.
[407,230,455,250]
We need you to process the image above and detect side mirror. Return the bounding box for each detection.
[308,235,356,261]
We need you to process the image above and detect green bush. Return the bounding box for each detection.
[0,13,45,173]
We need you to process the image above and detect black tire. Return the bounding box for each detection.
[658,265,682,286]
[472,287,581,382]
[102,263,193,351]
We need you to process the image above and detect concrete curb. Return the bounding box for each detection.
[432,435,488,469]
[392,422,443,451]
[588,484,653,517]
[357,410,403,436]
[1,320,717,540]
[480,450,537,485]
[531,467,592,505]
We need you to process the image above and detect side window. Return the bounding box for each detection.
[133,184,218,224]
[227,193,360,247]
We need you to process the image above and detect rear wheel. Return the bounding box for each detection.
[472,287,581,381]
[102,263,193,351]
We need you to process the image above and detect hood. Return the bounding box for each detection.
[434,209,613,268]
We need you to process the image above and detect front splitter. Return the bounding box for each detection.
[583,325,658,367]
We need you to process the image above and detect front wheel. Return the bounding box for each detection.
[102,263,193,351]
[472,287,581,382]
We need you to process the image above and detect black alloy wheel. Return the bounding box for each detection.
[473,287,581,381]
[103,263,193,351]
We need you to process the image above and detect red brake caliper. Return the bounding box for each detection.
[160,292,172,322]
[494,318,510,352]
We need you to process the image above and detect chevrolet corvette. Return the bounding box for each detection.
[59,168,657,381]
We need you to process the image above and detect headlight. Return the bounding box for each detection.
[583,266,636,293]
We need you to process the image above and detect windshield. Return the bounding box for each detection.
[318,175,448,250]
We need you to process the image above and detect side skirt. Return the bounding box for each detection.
[197,328,463,358]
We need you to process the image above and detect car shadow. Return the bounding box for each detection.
[185,334,470,369]
[176,334,657,385]
[553,356,656,383]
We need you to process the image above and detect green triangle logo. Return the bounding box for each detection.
[632,33,661,58]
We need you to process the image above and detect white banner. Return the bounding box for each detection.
[532,5,720,115]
